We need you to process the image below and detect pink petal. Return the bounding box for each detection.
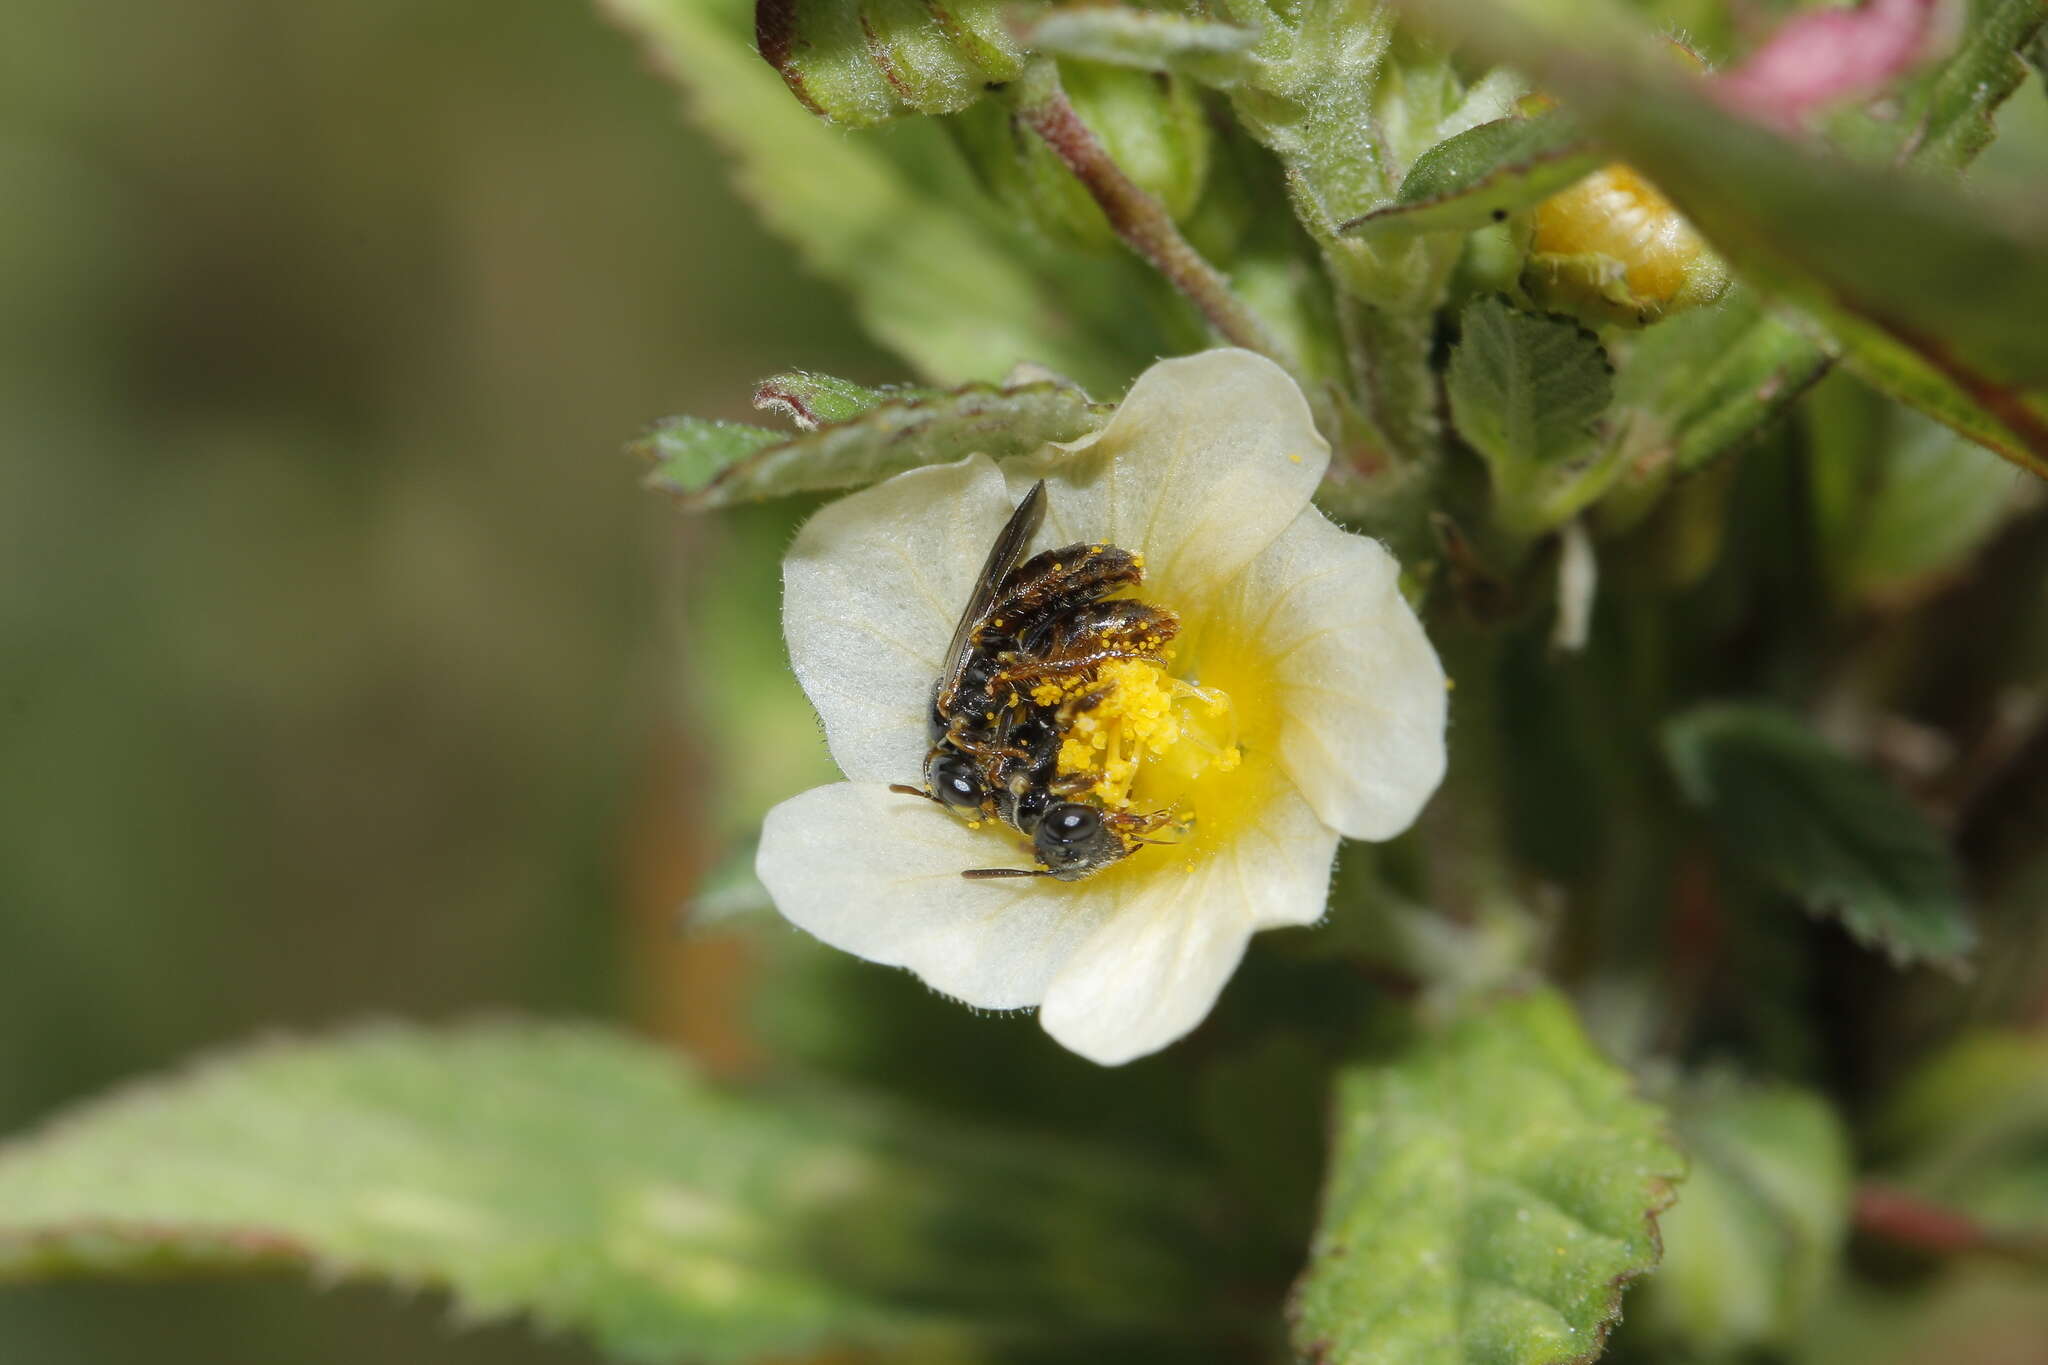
[1715,0,1940,127]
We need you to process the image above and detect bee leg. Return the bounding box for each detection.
[960,866,1052,879]
[1108,807,1178,837]
[992,602,1181,692]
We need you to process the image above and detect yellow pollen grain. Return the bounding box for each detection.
[1054,658,1240,816]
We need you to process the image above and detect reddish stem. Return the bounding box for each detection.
[1014,66,1293,369]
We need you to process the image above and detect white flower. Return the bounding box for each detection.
[756,350,1448,1066]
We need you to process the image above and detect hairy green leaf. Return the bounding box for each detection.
[1602,287,1830,479]
[1826,0,2047,172]
[1290,989,1682,1365]
[1447,296,1615,535]
[1391,0,2048,475]
[753,0,1023,127]
[1839,329,2048,474]
[1449,297,1611,471]
[1018,7,1259,83]
[753,370,938,428]
[1641,1081,1852,1356]
[635,375,1108,508]
[1345,113,1600,242]
[0,1023,1212,1361]
[599,0,1153,390]
[1662,704,1977,971]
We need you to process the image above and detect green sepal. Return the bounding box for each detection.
[1662,703,1977,972]
[1289,988,1682,1365]
[1639,1079,1853,1356]
[1343,112,1601,243]
[1597,286,1830,496]
[635,373,1110,510]
[753,0,1023,127]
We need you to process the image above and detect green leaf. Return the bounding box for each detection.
[1449,297,1612,471]
[0,1023,1214,1361]
[1873,1031,2048,1228]
[1390,0,2048,475]
[1808,373,2026,605]
[1662,704,1977,971]
[1640,1080,1852,1356]
[600,0,1154,390]
[1837,328,2048,474]
[635,374,1108,509]
[753,0,1023,127]
[1446,296,1615,535]
[1289,989,1682,1365]
[1826,0,2047,173]
[1601,286,1830,481]
[1017,7,1260,83]
[752,370,938,429]
[1345,113,1601,242]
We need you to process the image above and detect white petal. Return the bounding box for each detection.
[1004,350,1328,602]
[782,457,1014,784]
[1230,507,1448,841]
[1039,783,1338,1066]
[756,782,1115,1010]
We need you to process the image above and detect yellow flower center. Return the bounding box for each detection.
[1015,594,1282,884]
[1043,657,1241,819]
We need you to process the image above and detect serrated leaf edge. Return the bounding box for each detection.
[631,378,1110,508]
[1284,988,1684,1365]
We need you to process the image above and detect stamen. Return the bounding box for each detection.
[1053,657,1242,843]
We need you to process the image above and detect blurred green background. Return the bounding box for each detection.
[0,1,867,1357]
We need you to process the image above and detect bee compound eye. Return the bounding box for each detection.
[927,753,985,809]
[1039,804,1100,846]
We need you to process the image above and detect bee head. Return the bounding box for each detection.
[924,750,988,811]
[1033,802,1128,881]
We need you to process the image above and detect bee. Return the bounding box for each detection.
[889,481,1179,881]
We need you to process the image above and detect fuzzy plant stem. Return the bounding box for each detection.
[1013,62,1296,373]
[1855,1184,2048,1264]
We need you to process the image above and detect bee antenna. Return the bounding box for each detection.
[960,867,1051,879]
[889,784,940,803]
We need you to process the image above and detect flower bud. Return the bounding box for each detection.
[1524,165,1730,326]
[1521,39,1729,326]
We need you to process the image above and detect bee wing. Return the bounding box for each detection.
[936,479,1045,710]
